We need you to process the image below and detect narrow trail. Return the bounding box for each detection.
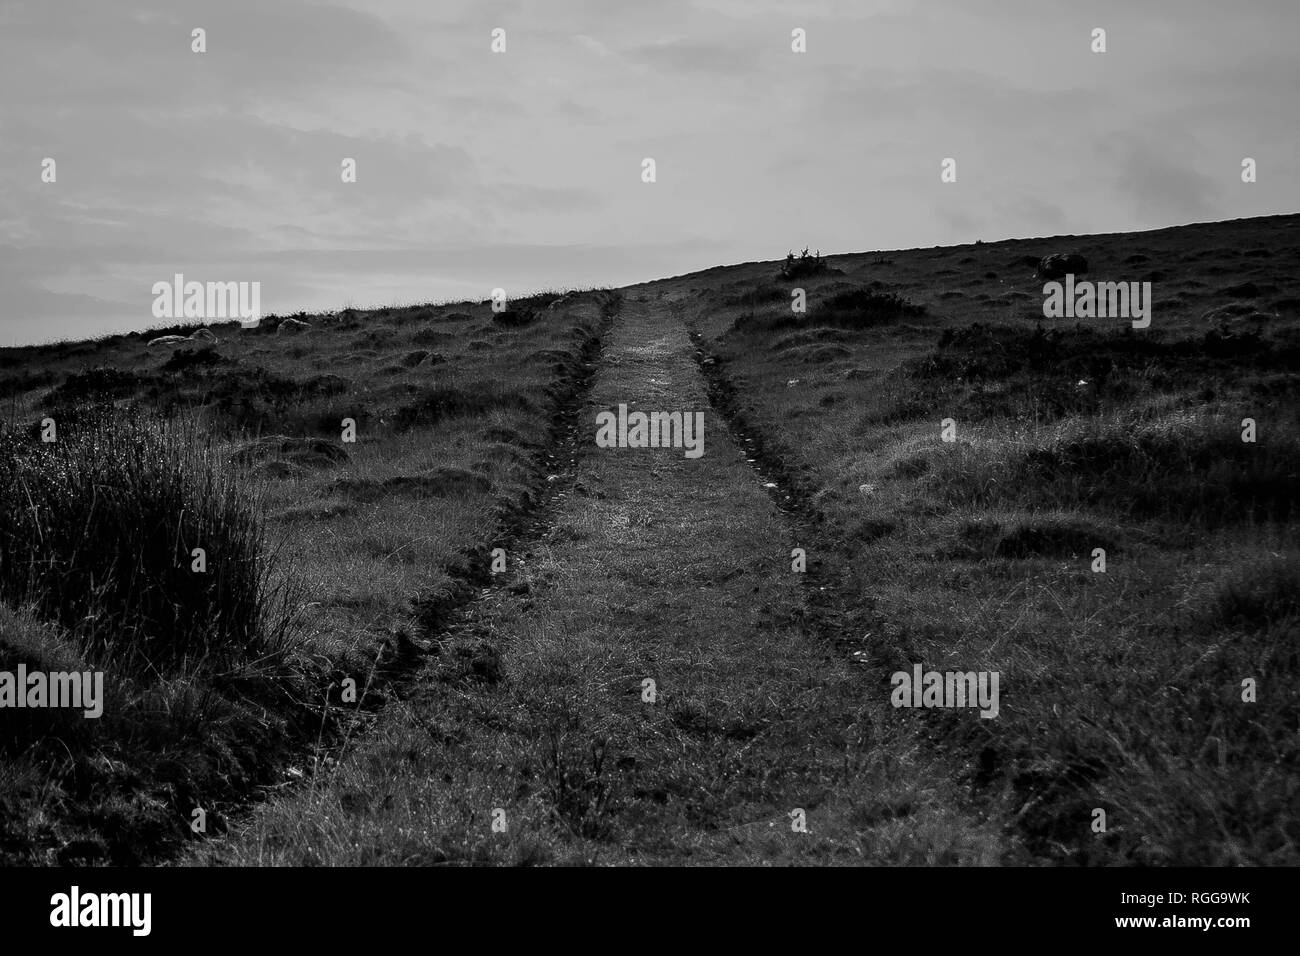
[193,289,1002,866]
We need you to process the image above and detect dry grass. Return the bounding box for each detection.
[0,292,614,863]
[679,213,1300,864]
[192,296,1003,866]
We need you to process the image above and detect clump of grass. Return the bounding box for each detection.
[392,383,531,431]
[814,287,926,329]
[597,289,624,320]
[778,247,826,280]
[901,410,1300,527]
[541,732,616,840]
[0,410,313,863]
[0,411,293,673]
[0,604,102,753]
[729,284,925,334]
[492,291,566,328]
[151,365,361,435]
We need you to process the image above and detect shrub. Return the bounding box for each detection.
[0,412,293,673]
[492,291,565,327]
[729,285,926,335]
[815,287,926,329]
[779,247,826,280]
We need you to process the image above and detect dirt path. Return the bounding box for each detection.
[193,290,1002,865]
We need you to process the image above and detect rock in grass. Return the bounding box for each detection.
[276,317,311,335]
[1036,253,1089,280]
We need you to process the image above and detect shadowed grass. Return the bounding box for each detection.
[0,411,293,672]
[0,413,311,864]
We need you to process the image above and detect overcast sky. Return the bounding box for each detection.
[1,0,1297,345]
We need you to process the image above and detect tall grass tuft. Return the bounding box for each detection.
[0,411,293,674]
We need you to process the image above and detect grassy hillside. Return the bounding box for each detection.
[188,295,1004,867]
[0,290,619,863]
[668,213,1300,864]
[3,212,1296,866]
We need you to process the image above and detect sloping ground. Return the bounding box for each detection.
[654,213,1300,865]
[5,213,1296,866]
[190,293,1002,865]
[0,291,615,863]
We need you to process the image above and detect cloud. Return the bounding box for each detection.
[1099,136,1224,227]
[573,34,616,58]
[2,0,1298,345]
[624,37,763,76]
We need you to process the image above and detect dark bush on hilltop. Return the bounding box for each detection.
[492,291,566,328]
[779,248,827,280]
[0,413,293,673]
